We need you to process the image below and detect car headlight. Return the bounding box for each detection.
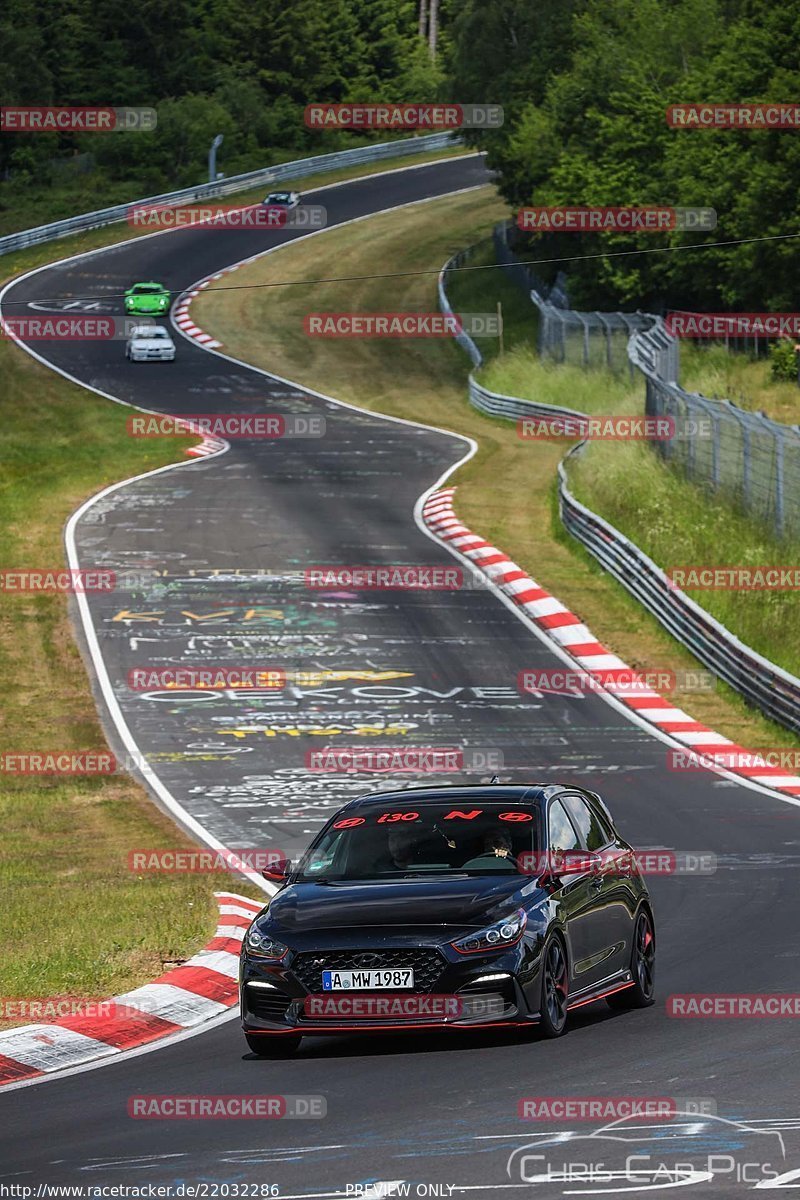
[245,926,289,960]
[450,909,527,955]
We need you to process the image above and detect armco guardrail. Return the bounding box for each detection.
[439,237,800,735]
[437,247,483,367]
[0,133,459,258]
[438,245,586,424]
[558,446,800,734]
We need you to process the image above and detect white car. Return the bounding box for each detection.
[262,190,300,208]
[125,325,176,362]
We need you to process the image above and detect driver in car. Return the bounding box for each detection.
[461,828,518,870]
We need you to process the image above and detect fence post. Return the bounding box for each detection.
[739,412,752,509]
[775,428,785,538]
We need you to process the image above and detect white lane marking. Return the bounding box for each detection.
[112,982,228,1026]
[218,905,263,920]
[0,1025,119,1071]
[215,924,247,939]
[181,948,240,979]
[0,1007,241,1094]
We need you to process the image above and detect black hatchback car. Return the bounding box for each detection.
[240,784,655,1056]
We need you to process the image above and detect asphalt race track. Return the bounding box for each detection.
[1,156,799,1197]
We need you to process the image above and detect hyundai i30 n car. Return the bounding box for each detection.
[240,784,655,1056]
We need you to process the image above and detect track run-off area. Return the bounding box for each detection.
[1,156,799,1198]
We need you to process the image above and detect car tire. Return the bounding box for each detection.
[607,908,655,1010]
[245,1033,302,1058]
[538,934,569,1037]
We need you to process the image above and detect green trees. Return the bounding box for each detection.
[0,0,448,196]
[453,0,800,311]
[6,0,798,314]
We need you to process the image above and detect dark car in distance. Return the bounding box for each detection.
[240,784,655,1056]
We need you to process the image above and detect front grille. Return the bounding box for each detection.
[292,949,444,994]
[246,988,293,1023]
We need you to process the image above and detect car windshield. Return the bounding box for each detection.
[296,804,541,881]
[267,193,290,202]
[132,285,164,294]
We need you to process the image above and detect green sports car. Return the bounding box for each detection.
[124,281,171,315]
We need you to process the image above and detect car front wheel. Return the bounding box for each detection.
[538,935,569,1037]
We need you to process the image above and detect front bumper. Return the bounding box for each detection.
[125,303,169,315]
[240,936,544,1037]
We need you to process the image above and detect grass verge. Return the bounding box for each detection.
[680,342,800,425]
[566,441,800,678]
[0,339,260,1022]
[0,148,471,1022]
[193,186,798,750]
[475,323,799,687]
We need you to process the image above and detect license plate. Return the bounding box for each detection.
[321,968,414,990]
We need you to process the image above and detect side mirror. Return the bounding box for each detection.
[552,849,600,877]
[262,859,292,884]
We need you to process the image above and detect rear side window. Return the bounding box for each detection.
[561,793,613,851]
[548,799,581,853]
